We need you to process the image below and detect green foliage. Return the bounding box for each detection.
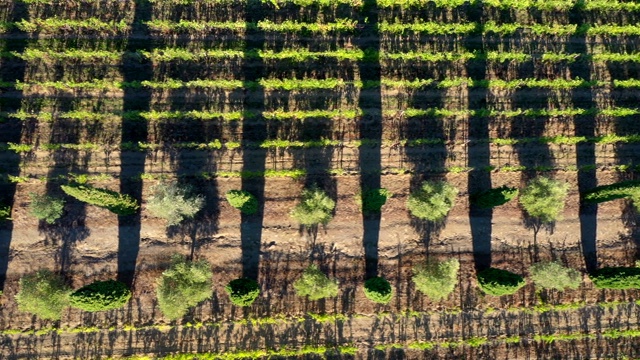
[530,261,581,291]
[225,278,260,307]
[156,255,212,319]
[225,190,258,215]
[290,186,335,226]
[0,204,10,220]
[412,259,460,300]
[583,180,640,211]
[69,280,131,312]
[519,177,569,223]
[477,268,526,296]
[472,186,518,209]
[406,181,458,221]
[28,192,65,224]
[363,277,393,304]
[590,267,640,289]
[147,182,204,225]
[61,183,139,215]
[15,270,70,320]
[356,188,391,215]
[294,265,339,300]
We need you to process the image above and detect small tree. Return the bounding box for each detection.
[15,270,71,320]
[356,188,391,215]
[519,177,569,223]
[530,261,581,291]
[61,183,139,215]
[290,186,335,226]
[69,280,131,312]
[147,182,204,226]
[477,268,526,296]
[29,193,65,224]
[412,259,460,301]
[363,277,393,304]
[294,265,339,300]
[407,181,458,221]
[225,190,258,214]
[156,255,212,320]
[225,278,260,306]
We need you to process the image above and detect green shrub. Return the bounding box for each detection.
[406,181,458,221]
[356,188,391,215]
[477,268,526,296]
[156,255,212,319]
[0,204,10,221]
[583,180,640,210]
[363,277,393,304]
[147,182,204,226]
[530,261,581,291]
[225,278,260,306]
[290,186,335,226]
[15,270,71,320]
[28,192,65,224]
[69,280,131,312]
[519,177,569,223]
[472,186,518,209]
[590,267,640,289]
[412,259,460,300]
[294,264,339,300]
[61,183,139,215]
[225,190,258,214]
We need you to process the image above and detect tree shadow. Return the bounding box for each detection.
[466,3,492,273]
[117,0,153,287]
[358,0,382,280]
[0,1,30,291]
[569,4,598,273]
[240,0,267,280]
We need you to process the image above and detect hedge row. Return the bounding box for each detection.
[6,178,638,227]
[14,262,640,320]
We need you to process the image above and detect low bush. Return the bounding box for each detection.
[583,180,640,210]
[363,277,393,304]
[290,186,335,226]
[294,264,339,300]
[477,268,526,296]
[28,192,65,224]
[0,204,10,221]
[357,188,391,215]
[530,261,581,291]
[590,267,640,289]
[156,255,212,319]
[69,280,131,312]
[412,259,460,300]
[61,183,139,215]
[225,190,258,214]
[406,181,458,221]
[225,278,260,306]
[472,185,518,209]
[519,177,569,223]
[15,270,71,320]
[147,182,204,225]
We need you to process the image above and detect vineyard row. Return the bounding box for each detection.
[3,162,636,184]
[5,106,639,123]
[8,19,640,36]
[20,0,640,12]
[2,133,639,154]
[10,77,640,91]
[13,48,640,64]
